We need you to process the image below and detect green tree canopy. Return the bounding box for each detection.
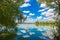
[0,0,24,27]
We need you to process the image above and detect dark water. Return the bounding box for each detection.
[15,24,53,40]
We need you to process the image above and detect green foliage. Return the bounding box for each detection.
[17,11,27,23]
[0,33,16,40]
[0,0,24,27]
[34,21,39,26]
[0,0,25,39]
[56,20,60,34]
[34,21,55,26]
[37,0,60,14]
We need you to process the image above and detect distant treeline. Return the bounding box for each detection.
[34,21,56,26]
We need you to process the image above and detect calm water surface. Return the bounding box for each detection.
[15,24,54,40]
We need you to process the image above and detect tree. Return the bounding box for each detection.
[0,0,24,27]
[37,0,60,40]
[17,11,26,23]
[37,0,60,14]
[35,21,39,26]
[0,0,24,39]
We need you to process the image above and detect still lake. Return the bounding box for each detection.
[15,24,54,40]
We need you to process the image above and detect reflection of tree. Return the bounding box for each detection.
[0,33,16,40]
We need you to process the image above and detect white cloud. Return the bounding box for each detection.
[40,8,56,21]
[40,3,46,8]
[23,35,30,38]
[38,9,45,12]
[41,8,54,16]
[39,36,47,39]
[38,8,55,22]
[23,10,30,13]
[47,9,54,13]
[38,28,43,31]
[41,12,47,15]
[38,8,49,12]
[24,0,30,2]
[42,14,55,21]
[24,18,36,23]
[23,15,27,17]
[29,13,35,16]
[43,17,55,22]
[27,16,30,18]
[17,32,22,35]
[41,12,54,17]
[37,16,42,20]
[29,32,35,35]
[20,30,26,33]
[20,3,31,8]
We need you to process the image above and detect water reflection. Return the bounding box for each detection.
[15,24,54,40]
[0,24,54,40]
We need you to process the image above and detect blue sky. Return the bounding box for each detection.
[19,0,55,23]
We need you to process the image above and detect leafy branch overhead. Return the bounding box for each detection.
[0,0,24,27]
[37,0,60,13]
[37,0,60,40]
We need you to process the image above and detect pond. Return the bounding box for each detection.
[15,24,55,40]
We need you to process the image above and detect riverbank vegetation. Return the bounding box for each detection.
[34,21,55,26]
